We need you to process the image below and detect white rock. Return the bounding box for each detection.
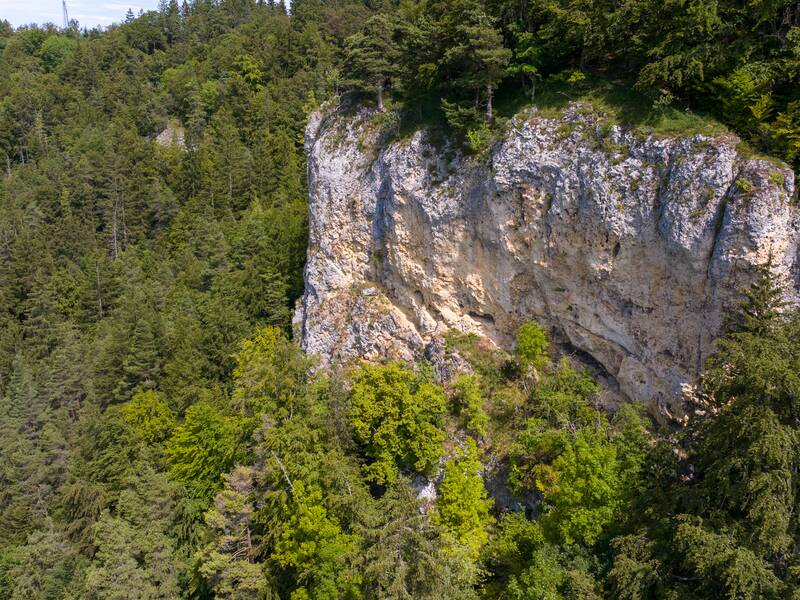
[295,104,799,415]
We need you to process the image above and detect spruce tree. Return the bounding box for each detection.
[434,0,510,121]
[344,14,399,111]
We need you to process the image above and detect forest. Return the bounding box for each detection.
[1,0,800,598]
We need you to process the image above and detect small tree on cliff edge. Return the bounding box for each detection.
[344,14,399,111]
[435,0,510,122]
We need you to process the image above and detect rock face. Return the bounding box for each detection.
[295,104,799,414]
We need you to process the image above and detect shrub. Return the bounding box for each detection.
[516,321,550,371]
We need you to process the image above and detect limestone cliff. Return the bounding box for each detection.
[294,104,799,414]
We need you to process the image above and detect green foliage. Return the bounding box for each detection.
[607,532,663,600]
[4,3,800,599]
[333,0,800,171]
[444,330,510,385]
[516,321,550,371]
[506,29,542,99]
[232,326,312,421]
[3,530,87,600]
[674,519,783,600]
[348,362,446,485]
[166,402,242,502]
[344,14,399,111]
[197,466,269,599]
[505,545,601,600]
[37,36,77,72]
[432,0,510,121]
[121,390,175,445]
[483,512,546,583]
[83,466,183,600]
[434,438,494,558]
[465,121,496,155]
[440,99,483,139]
[358,479,477,599]
[486,515,601,600]
[451,374,488,437]
[272,482,360,600]
[537,429,621,546]
[510,359,644,547]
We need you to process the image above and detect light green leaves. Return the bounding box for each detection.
[348,362,446,485]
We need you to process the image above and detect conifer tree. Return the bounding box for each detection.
[344,14,399,111]
[435,0,510,121]
[434,438,494,558]
[166,403,242,502]
[197,467,269,599]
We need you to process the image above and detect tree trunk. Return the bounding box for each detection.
[377,83,384,112]
[95,259,104,319]
[271,450,295,495]
[486,84,494,122]
[111,198,119,260]
[245,525,254,562]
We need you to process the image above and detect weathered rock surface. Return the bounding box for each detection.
[294,104,799,414]
[154,120,186,149]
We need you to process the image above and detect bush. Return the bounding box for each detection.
[516,321,550,371]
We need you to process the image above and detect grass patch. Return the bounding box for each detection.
[444,330,513,386]
[494,76,729,139]
[735,138,792,169]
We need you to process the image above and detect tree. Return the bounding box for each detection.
[663,269,800,592]
[507,29,542,100]
[165,403,243,502]
[348,362,446,485]
[197,467,269,599]
[84,512,181,599]
[83,466,183,600]
[516,320,550,373]
[344,14,399,111]
[509,359,642,547]
[451,374,488,437]
[607,533,663,600]
[38,36,77,73]
[537,429,622,546]
[728,257,787,336]
[359,480,445,599]
[4,530,86,600]
[121,389,175,445]
[433,438,494,559]
[272,481,360,599]
[232,326,312,421]
[435,0,511,121]
[197,110,255,213]
[673,519,783,599]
